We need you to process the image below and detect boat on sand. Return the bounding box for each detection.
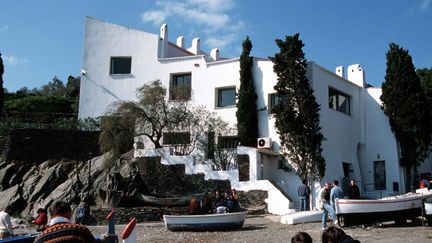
[164,212,247,231]
[335,189,432,227]
[137,192,203,206]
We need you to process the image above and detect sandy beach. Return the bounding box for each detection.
[85,215,432,243]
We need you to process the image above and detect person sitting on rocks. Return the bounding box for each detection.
[213,190,228,214]
[213,190,225,208]
[200,192,213,214]
[34,200,118,243]
[291,232,313,243]
[32,208,48,232]
[224,191,236,213]
[231,189,241,212]
[188,196,201,215]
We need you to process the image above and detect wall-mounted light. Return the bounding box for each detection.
[194,63,200,67]
[80,69,87,76]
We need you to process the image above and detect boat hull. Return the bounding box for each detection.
[164,212,247,231]
[1,234,38,243]
[335,192,432,226]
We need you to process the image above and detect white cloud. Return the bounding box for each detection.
[0,25,8,31]
[4,56,28,66]
[141,10,168,25]
[205,33,236,49]
[185,0,234,12]
[141,0,245,55]
[420,0,431,11]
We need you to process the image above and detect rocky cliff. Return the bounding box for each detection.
[0,150,256,222]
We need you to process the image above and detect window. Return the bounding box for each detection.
[269,93,281,113]
[374,160,386,190]
[110,57,131,74]
[329,87,351,115]
[216,87,236,107]
[218,136,239,148]
[206,132,215,160]
[170,73,191,100]
[163,132,190,145]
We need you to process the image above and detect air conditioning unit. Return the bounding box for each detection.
[257,137,272,149]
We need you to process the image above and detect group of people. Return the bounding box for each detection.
[320,179,360,229]
[189,188,241,215]
[291,226,360,243]
[0,201,117,242]
[420,175,431,189]
[299,178,359,230]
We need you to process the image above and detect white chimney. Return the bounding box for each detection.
[176,36,184,48]
[210,48,220,61]
[336,66,344,78]
[159,24,168,58]
[347,64,365,87]
[188,37,200,55]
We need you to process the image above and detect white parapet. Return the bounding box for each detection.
[135,147,294,215]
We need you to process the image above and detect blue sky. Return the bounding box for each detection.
[1,0,431,92]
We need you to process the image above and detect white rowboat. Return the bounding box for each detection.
[335,190,432,226]
[163,212,247,231]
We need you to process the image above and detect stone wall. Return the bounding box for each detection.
[6,129,100,164]
[91,206,188,224]
[90,190,268,224]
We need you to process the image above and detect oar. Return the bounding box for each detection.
[120,218,137,243]
[106,210,116,243]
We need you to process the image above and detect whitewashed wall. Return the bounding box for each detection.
[79,18,425,215]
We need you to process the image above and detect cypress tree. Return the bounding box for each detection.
[270,33,325,182]
[380,43,430,191]
[417,68,432,142]
[0,52,4,116]
[236,36,258,147]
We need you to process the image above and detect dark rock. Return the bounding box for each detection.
[29,163,67,201]
[136,157,231,197]
[0,164,14,190]
[0,185,26,215]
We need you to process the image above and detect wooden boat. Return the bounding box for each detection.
[335,190,432,227]
[1,233,39,243]
[163,212,247,231]
[137,193,202,206]
[422,195,432,225]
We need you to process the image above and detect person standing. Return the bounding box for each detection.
[347,179,360,199]
[297,179,310,211]
[75,200,90,224]
[0,206,14,239]
[320,182,337,229]
[32,208,48,232]
[330,180,343,225]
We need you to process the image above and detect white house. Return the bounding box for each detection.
[78,17,429,215]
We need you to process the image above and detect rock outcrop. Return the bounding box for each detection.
[0,150,234,220]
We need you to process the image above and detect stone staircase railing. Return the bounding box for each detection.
[135,148,295,215]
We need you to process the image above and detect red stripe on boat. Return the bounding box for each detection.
[121,218,137,239]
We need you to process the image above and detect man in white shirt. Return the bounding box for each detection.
[0,205,14,239]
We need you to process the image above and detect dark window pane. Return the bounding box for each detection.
[328,87,351,115]
[110,57,131,74]
[269,93,281,113]
[206,132,215,160]
[170,74,191,100]
[163,132,190,145]
[218,136,239,148]
[217,88,235,107]
[374,160,386,190]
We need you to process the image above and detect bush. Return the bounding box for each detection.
[4,95,74,113]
